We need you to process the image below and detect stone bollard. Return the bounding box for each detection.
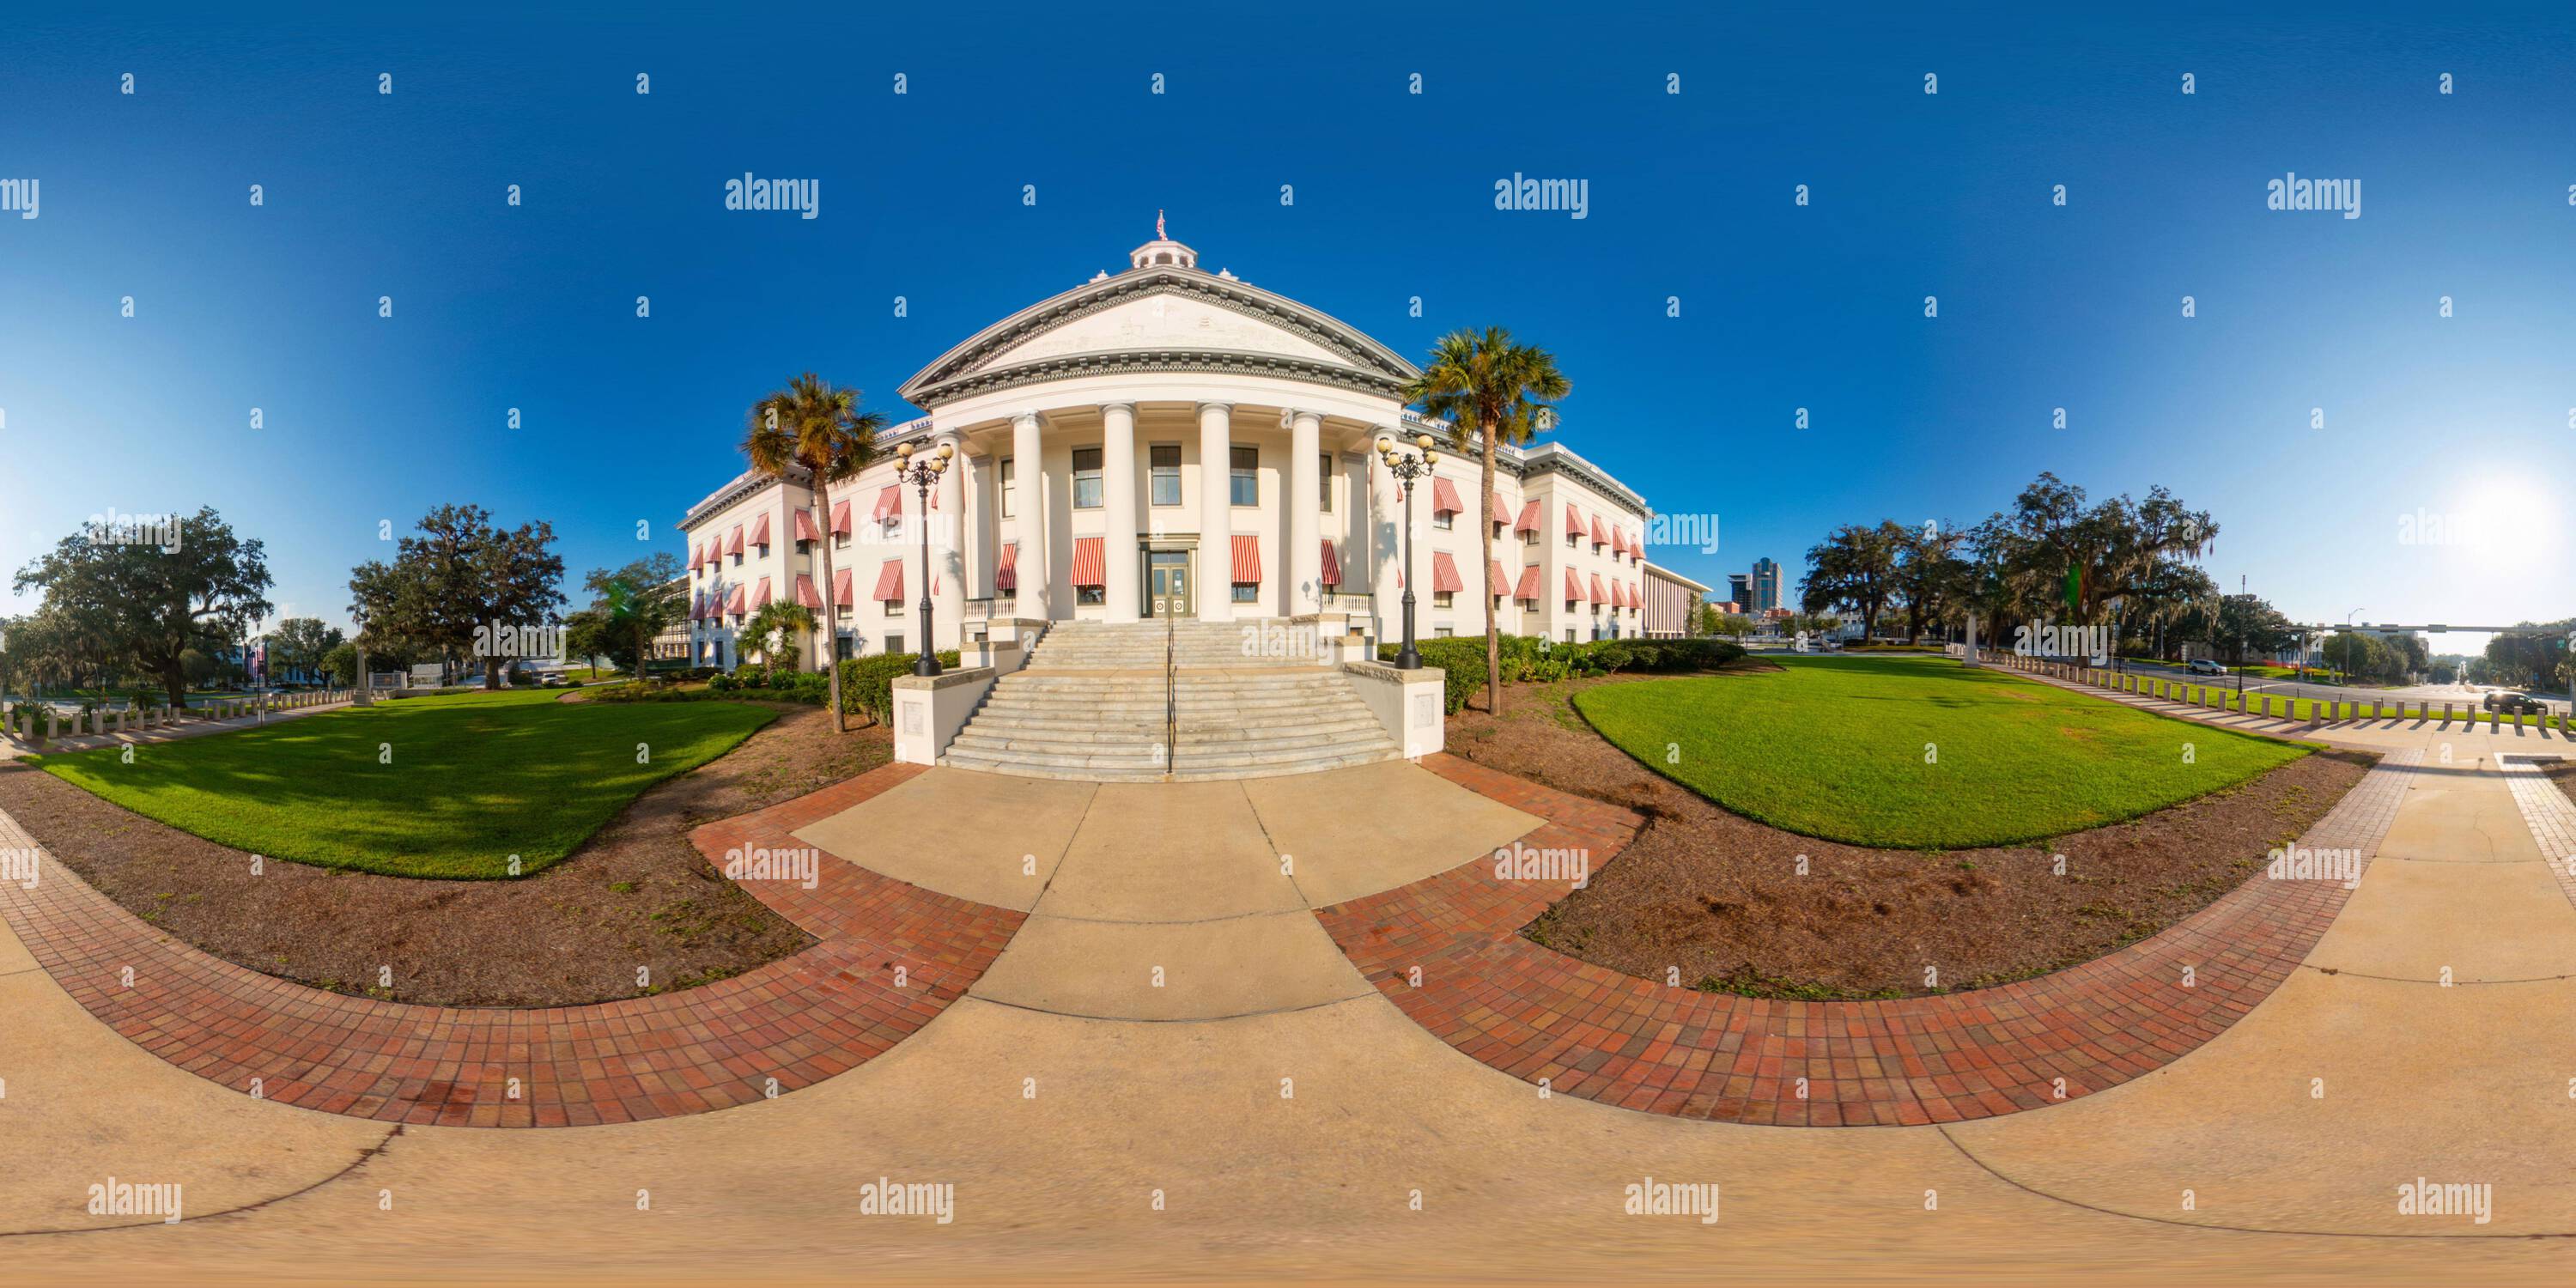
[46,709,60,740]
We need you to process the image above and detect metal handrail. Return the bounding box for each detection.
[1163,607,1177,777]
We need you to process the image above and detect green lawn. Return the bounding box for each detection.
[1571,655,2312,849]
[34,688,778,878]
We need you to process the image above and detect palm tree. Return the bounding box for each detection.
[744,374,886,732]
[1404,327,1569,716]
[738,601,818,671]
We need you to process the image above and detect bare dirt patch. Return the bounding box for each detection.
[0,704,892,1007]
[1449,667,2372,999]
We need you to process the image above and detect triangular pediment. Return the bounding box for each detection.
[899,268,1418,407]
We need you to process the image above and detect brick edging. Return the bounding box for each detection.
[0,762,1024,1127]
[1314,750,2411,1127]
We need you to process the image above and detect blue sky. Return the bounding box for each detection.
[3,2,2569,650]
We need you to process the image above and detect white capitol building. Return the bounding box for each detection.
[679,226,1706,669]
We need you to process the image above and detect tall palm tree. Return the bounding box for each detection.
[738,601,818,671]
[1405,327,1569,716]
[744,374,886,732]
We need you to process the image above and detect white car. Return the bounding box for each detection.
[2187,659,2227,676]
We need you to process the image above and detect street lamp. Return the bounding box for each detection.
[895,439,954,677]
[1376,432,1438,671]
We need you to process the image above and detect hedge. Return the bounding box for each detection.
[838,651,963,724]
[1377,635,1746,714]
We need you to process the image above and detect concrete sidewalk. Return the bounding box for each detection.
[0,695,359,763]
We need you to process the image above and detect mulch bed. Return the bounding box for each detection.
[2550,759,2576,811]
[1444,665,2373,999]
[0,704,893,1007]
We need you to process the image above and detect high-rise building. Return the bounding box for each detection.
[1728,574,1753,609]
[1750,557,1783,613]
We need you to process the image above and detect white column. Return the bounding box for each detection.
[1101,402,1140,621]
[969,449,997,599]
[1287,410,1321,617]
[1197,401,1233,622]
[1012,411,1048,620]
[933,433,965,652]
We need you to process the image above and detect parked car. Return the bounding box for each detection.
[2187,659,2227,676]
[2483,690,2547,715]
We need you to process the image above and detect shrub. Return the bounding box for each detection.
[837,651,964,724]
[1376,635,1745,713]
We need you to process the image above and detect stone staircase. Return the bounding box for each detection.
[940,619,1402,781]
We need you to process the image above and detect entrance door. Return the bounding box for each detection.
[1148,550,1194,618]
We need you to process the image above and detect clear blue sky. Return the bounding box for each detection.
[3,2,2569,652]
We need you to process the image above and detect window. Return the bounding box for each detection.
[834,530,850,550]
[1433,590,1454,609]
[1565,628,1577,644]
[884,634,904,655]
[1566,598,1578,612]
[1230,582,1256,604]
[1078,586,1106,606]
[1072,447,1103,508]
[1230,445,1258,507]
[1565,530,1578,549]
[731,548,742,567]
[1433,508,1453,531]
[1433,625,1454,638]
[835,636,854,662]
[1151,445,1182,505]
[714,640,727,667]
[1521,526,1537,546]
[1320,454,1334,511]
[836,604,854,623]
[1000,457,1014,518]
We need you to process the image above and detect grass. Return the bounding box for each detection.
[558,665,623,683]
[33,687,778,878]
[1570,654,2312,849]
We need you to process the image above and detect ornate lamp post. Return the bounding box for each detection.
[1376,432,1439,671]
[895,439,954,677]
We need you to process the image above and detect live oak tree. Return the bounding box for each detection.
[743,373,886,732]
[571,554,685,678]
[10,506,273,708]
[1799,521,1903,641]
[268,617,344,684]
[346,504,566,690]
[1406,327,1569,717]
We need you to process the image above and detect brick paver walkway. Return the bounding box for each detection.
[0,762,1024,1127]
[1315,749,2415,1127]
[2499,753,2576,911]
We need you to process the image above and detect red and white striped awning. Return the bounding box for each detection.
[1431,551,1465,594]
[996,542,1018,592]
[748,513,771,548]
[871,484,902,523]
[1514,565,1541,600]
[1589,515,1608,547]
[1564,568,1582,601]
[793,509,820,544]
[1515,500,1541,534]
[1564,503,1583,538]
[832,567,854,605]
[1320,540,1342,586]
[872,559,903,603]
[688,590,703,620]
[1488,558,1510,596]
[1430,477,1465,516]
[1491,490,1510,524]
[1072,537,1107,587]
[750,576,772,610]
[726,525,745,557]
[1588,573,1608,605]
[726,583,747,615]
[1631,581,1643,611]
[793,574,822,609]
[830,499,853,536]
[1230,534,1261,584]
